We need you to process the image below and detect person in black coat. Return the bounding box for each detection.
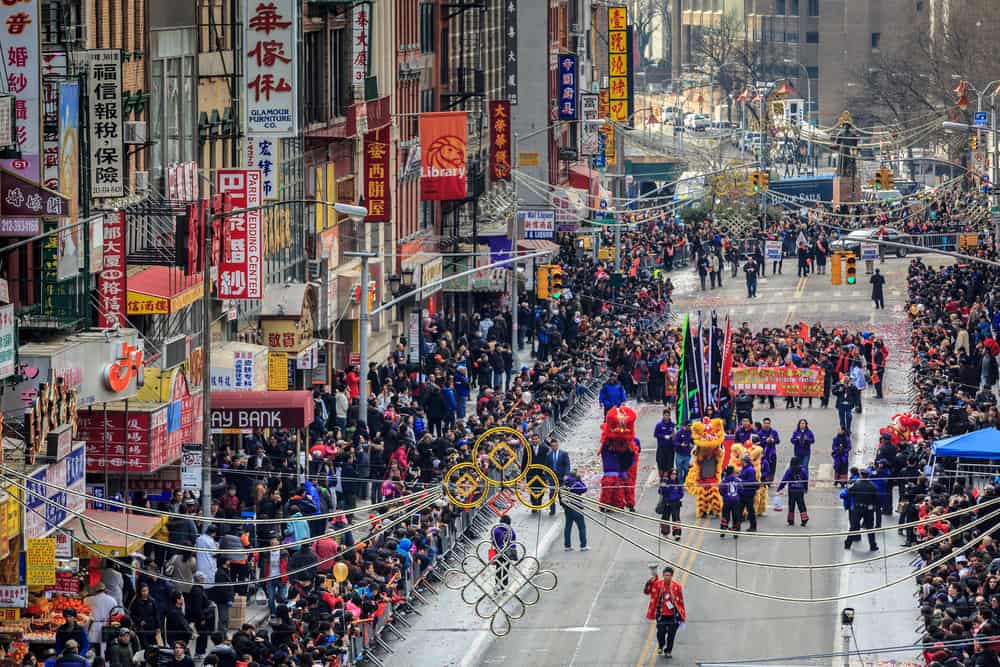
[845,470,880,551]
[163,592,192,647]
[207,560,234,635]
[185,575,212,657]
[870,268,886,309]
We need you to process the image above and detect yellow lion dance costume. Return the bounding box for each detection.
[728,439,768,517]
[685,417,725,517]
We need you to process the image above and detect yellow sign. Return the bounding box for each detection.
[262,293,316,353]
[607,6,630,123]
[127,285,202,315]
[598,247,616,261]
[5,485,19,540]
[268,352,289,391]
[518,152,540,167]
[26,538,56,587]
[0,609,19,622]
[603,124,616,166]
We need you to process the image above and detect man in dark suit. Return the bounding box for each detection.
[522,433,550,513]
[546,438,570,515]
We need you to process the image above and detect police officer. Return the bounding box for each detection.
[845,469,880,551]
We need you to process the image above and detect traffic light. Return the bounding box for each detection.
[549,265,564,299]
[536,264,552,300]
[751,171,761,192]
[971,136,979,151]
[759,171,769,190]
[845,254,857,285]
[831,251,842,285]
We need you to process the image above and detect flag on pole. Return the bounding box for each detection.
[676,314,701,424]
[720,317,734,395]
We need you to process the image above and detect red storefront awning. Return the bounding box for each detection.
[568,163,599,192]
[127,266,203,315]
[210,390,315,433]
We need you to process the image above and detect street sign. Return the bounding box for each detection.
[975,111,989,128]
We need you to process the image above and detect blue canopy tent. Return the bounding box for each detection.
[930,428,1000,482]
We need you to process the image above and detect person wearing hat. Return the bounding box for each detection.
[84,582,116,658]
[53,640,87,667]
[105,628,134,667]
[55,608,89,656]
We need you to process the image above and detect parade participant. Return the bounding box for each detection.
[625,436,642,512]
[644,566,687,658]
[673,421,693,484]
[658,469,684,541]
[744,436,770,517]
[598,405,638,510]
[743,257,759,299]
[733,417,755,446]
[684,418,725,517]
[561,470,589,551]
[719,464,742,538]
[654,410,677,475]
[833,376,854,430]
[599,376,627,415]
[831,427,852,487]
[778,456,809,526]
[870,268,886,310]
[758,417,780,483]
[736,454,758,532]
[491,515,517,589]
[734,390,754,424]
[790,419,815,469]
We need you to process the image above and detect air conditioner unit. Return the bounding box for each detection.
[570,22,581,34]
[135,171,150,192]
[308,259,321,281]
[161,335,190,370]
[124,121,147,145]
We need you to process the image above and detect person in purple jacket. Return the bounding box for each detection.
[673,421,694,484]
[657,469,685,541]
[757,418,780,483]
[831,427,852,488]
[733,417,755,447]
[653,410,676,475]
[491,515,517,589]
[789,419,815,470]
[777,456,810,526]
[737,454,758,531]
[718,465,742,538]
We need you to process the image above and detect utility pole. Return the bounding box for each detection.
[345,250,378,433]
[201,199,215,519]
[511,210,520,351]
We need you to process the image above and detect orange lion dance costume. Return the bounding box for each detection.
[599,405,638,510]
[685,417,725,517]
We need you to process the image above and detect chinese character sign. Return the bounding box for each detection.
[42,54,68,192]
[233,351,254,390]
[352,4,370,85]
[244,0,297,138]
[580,93,599,157]
[607,6,629,123]
[489,101,511,182]
[505,0,518,104]
[98,211,126,328]
[363,129,390,222]
[215,169,263,300]
[244,137,281,200]
[57,82,80,281]
[88,50,123,198]
[420,112,468,201]
[558,54,578,121]
[0,0,40,182]
[0,304,13,379]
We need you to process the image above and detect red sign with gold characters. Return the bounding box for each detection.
[363,129,390,222]
[731,365,825,398]
[98,211,126,328]
[489,101,511,181]
[607,6,630,123]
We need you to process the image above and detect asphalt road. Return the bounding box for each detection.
[405,259,922,667]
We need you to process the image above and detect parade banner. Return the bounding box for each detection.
[731,365,825,398]
[764,240,782,261]
[420,112,467,201]
[860,243,879,261]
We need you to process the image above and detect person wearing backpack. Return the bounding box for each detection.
[778,456,810,526]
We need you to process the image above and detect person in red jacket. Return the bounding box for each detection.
[644,565,687,658]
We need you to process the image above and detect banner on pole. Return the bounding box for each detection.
[420,112,468,201]
[731,366,825,397]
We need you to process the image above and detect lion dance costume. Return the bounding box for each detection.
[685,418,725,517]
[599,405,639,510]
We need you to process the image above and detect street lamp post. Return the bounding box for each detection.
[340,204,374,433]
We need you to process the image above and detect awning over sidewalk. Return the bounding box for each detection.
[210,390,315,433]
[65,510,166,558]
[127,266,203,315]
[517,239,560,254]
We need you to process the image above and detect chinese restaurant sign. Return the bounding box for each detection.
[87,50,124,198]
[558,54,578,121]
[363,129,389,222]
[97,211,126,328]
[607,7,630,123]
[215,169,263,300]
[0,0,40,182]
[244,0,297,138]
[488,101,511,181]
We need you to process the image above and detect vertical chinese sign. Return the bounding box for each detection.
[88,50,124,198]
[41,53,68,192]
[352,5,370,87]
[419,112,468,201]
[505,0,518,104]
[363,130,389,222]
[558,54,577,121]
[580,94,599,157]
[0,304,13,379]
[215,169,263,300]
[607,6,630,124]
[98,211,126,328]
[0,0,40,181]
[244,137,281,200]
[244,0,297,136]
[489,101,511,181]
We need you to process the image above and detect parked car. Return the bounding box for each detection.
[709,120,735,131]
[829,227,909,258]
[684,113,710,131]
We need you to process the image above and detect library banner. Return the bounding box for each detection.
[420,112,467,201]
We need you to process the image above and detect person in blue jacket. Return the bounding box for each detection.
[658,469,685,540]
[778,456,810,526]
[790,419,815,470]
[453,367,470,419]
[653,410,676,475]
[737,454,758,532]
[599,377,627,415]
[872,458,893,526]
[719,465,742,537]
[441,381,457,430]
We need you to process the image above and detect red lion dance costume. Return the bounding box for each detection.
[599,405,639,510]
